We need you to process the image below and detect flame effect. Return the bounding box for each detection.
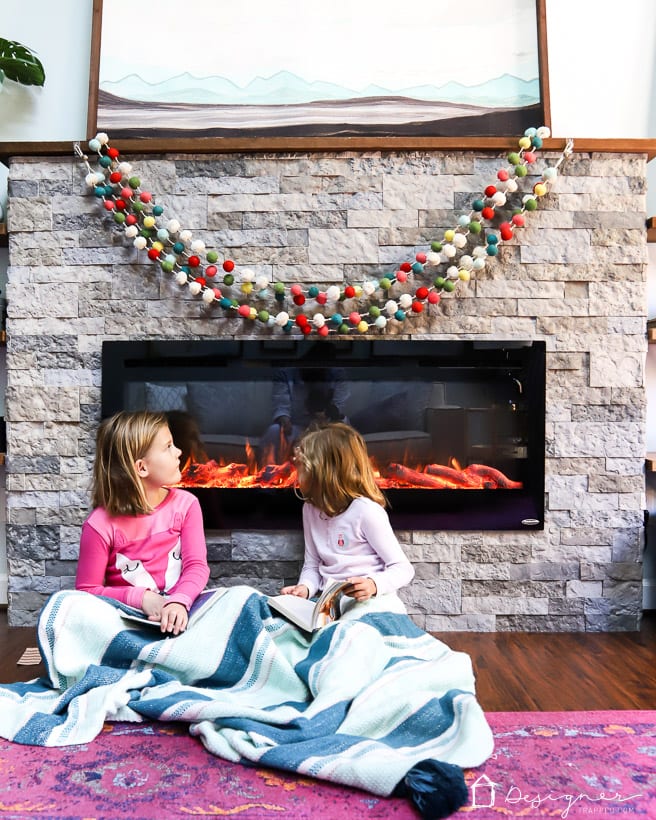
[179,456,522,491]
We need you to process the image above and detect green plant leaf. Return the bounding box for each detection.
[0,38,45,86]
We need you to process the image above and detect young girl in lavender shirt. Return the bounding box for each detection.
[281,422,414,606]
[76,411,210,635]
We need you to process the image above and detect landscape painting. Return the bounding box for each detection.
[89,0,549,143]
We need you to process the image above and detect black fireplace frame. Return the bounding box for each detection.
[102,338,546,531]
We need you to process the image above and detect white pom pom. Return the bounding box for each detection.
[426,251,441,266]
[492,191,506,207]
[460,255,474,269]
[275,311,290,326]
[125,225,138,238]
[241,268,255,283]
[326,285,341,301]
[313,313,325,327]
[505,178,518,193]
[189,281,202,296]
[399,293,412,309]
[117,162,132,177]
[191,239,205,254]
[202,288,216,304]
[256,275,269,290]
[133,237,147,250]
[175,271,188,285]
[167,219,181,234]
[179,230,193,244]
[85,172,98,187]
[375,315,387,329]
[472,246,487,258]
[442,243,456,258]
[447,265,459,278]
[385,300,398,316]
[453,233,467,249]
[95,132,109,145]
[536,126,551,139]
[363,280,377,296]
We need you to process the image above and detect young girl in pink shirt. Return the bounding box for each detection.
[281,422,414,604]
[76,411,210,635]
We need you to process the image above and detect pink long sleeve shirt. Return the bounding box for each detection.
[76,487,209,611]
[298,496,414,597]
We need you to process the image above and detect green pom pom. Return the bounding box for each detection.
[468,221,481,234]
[525,198,538,211]
[434,276,446,289]
[515,164,528,177]
[339,323,350,334]
[113,212,126,224]
[223,274,235,286]
[128,177,141,189]
[507,152,521,165]
[258,310,270,323]
[274,281,286,294]
[379,277,392,290]
[369,305,381,317]
[431,241,443,252]
[443,280,456,292]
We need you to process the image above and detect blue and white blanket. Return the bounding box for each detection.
[0,587,493,800]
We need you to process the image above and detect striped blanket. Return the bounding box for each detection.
[0,587,493,813]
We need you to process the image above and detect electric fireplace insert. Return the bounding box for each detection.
[102,339,546,531]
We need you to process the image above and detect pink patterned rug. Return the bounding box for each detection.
[0,711,653,819]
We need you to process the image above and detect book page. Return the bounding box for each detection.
[267,594,316,632]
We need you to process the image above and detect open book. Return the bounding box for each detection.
[119,588,222,632]
[268,580,352,633]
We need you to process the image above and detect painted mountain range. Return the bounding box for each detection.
[100,70,539,109]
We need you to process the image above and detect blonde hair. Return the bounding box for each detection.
[92,410,169,516]
[294,422,386,516]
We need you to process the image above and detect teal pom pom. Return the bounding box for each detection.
[393,759,468,820]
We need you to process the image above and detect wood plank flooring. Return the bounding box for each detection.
[1,607,655,712]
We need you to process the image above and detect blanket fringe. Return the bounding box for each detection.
[393,759,468,819]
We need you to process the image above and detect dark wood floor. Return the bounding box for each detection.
[1,607,655,712]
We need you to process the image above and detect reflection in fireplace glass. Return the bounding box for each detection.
[102,339,545,531]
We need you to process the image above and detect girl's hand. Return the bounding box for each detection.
[345,576,377,601]
[160,602,189,635]
[141,589,167,619]
[280,584,310,598]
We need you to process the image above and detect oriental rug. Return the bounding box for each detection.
[0,711,654,819]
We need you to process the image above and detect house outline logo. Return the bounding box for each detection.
[470,773,501,809]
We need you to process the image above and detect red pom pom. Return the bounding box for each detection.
[316,292,327,305]
[109,172,122,184]
[296,314,309,326]
[120,187,133,200]
[415,286,429,300]
[195,277,206,287]
[147,248,160,260]
[481,206,495,220]
[293,294,306,306]
[318,324,329,337]
[115,199,126,211]
[411,301,424,313]
[344,285,356,298]
[213,287,222,299]
[499,222,514,241]
[524,151,536,164]
[400,261,412,273]
[125,214,137,226]
[238,304,251,318]
[428,292,440,305]
[415,252,427,264]
[484,185,497,197]
[103,200,115,211]
[497,169,509,181]
[223,259,235,272]
[301,323,312,335]
[107,147,120,159]
[349,311,361,325]
[396,270,408,283]
[290,284,302,296]
[511,213,525,227]
[139,191,152,203]
[205,265,218,278]
[188,255,201,267]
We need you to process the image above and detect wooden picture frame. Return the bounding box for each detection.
[87,0,550,150]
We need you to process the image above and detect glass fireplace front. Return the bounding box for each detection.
[101,338,545,531]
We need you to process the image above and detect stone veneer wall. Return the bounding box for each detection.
[4,148,649,630]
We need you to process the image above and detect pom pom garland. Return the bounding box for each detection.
[74,131,573,336]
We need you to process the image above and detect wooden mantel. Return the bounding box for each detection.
[1,137,656,163]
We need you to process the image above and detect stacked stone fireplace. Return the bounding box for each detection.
[3,146,649,630]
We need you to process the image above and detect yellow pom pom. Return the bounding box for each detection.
[518,136,532,150]
[443,229,455,242]
[357,320,369,333]
[249,307,258,320]
[458,269,471,282]
[533,182,548,197]
[143,216,156,229]
[151,241,164,252]
[241,282,254,295]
